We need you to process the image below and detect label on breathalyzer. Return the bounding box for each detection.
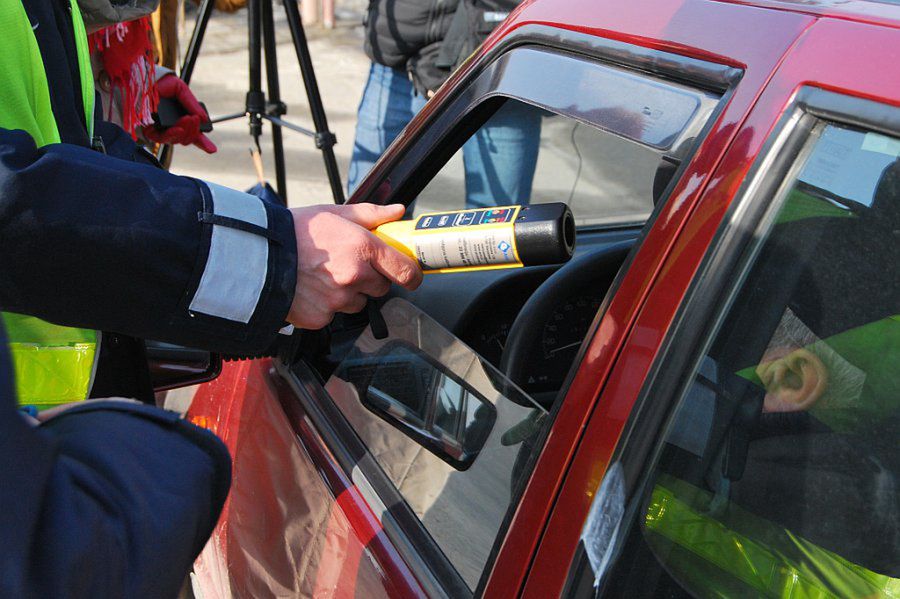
[415,207,516,230]
[412,207,519,270]
[414,227,517,270]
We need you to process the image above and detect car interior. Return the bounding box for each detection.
[590,122,900,597]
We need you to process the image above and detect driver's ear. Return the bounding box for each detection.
[758,348,828,413]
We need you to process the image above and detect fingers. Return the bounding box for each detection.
[287,205,422,331]
[319,202,423,288]
[173,82,209,120]
[144,115,207,148]
[158,74,209,119]
[323,203,406,229]
[287,283,368,330]
[194,133,218,154]
[368,235,423,290]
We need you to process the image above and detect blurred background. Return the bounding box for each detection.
[168,2,371,207]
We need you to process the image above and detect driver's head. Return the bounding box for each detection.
[754,309,864,416]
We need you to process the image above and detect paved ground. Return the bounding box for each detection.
[168,7,370,207]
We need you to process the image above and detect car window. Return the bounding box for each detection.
[412,68,719,227]
[321,47,725,594]
[327,299,547,591]
[596,122,899,597]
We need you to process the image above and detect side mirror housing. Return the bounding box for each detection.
[145,340,222,392]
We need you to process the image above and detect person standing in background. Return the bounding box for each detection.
[348,0,541,208]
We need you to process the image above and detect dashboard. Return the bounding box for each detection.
[392,227,639,397]
[462,289,603,393]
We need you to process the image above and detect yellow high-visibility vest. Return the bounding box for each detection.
[0,0,100,408]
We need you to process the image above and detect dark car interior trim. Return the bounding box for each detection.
[487,24,742,93]
[574,88,900,595]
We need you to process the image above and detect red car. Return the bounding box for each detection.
[175,0,900,595]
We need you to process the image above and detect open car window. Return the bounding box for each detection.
[361,44,724,227]
[326,299,547,590]
[596,121,900,597]
[412,65,719,227]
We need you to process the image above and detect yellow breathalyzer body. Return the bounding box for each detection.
[374,203,576,274]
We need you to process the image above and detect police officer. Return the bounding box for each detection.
[0,0,422,596]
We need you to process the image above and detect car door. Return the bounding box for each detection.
[272,19,801,599]
[187,1,812,597]
[532,14,900,598]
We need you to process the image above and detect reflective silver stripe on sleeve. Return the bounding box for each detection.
[189,182,269,323]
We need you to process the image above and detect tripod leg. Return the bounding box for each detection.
[262,0,288,202]
[157,0,216,168]
[247,0,265,143]
[281,0,346,204]
[180,0,215,85]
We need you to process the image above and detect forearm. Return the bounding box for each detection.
[0,128,297,354]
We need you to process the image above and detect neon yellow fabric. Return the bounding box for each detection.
[0,0,98,407]
[68,0,95,138]
[644,474,900,598]
[0,0,61,145]
[3,313,98,407]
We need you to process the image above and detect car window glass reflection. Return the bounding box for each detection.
[327,299,548,590]
[597,122,900,598]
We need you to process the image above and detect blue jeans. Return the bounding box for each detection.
[462,101,541,208]
[348,62,542,208]
[348,63,426,195]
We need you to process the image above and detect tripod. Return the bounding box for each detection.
[159,0,345,204]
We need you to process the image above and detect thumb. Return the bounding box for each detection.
[327,203,406,230]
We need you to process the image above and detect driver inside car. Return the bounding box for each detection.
[640,173,900,597]
[754,308,864,416]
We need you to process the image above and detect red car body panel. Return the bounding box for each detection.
[188,360,424,598]
[481,1,813,595]
[187,0,900,596]
[717,0,900,29]
[520,14,900,598]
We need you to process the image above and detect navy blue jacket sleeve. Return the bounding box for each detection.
[0,397,231,598]
[0,125,298,597]
[0,126,297,355]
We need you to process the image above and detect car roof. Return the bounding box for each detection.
[714,0,900,29]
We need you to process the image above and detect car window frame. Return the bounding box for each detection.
[574,87,900,595]
[284,29,742,598]
[350,24,740,234]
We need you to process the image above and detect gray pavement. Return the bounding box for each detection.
[168,9,370,206]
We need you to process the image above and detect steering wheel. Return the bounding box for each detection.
[500,240,635,407]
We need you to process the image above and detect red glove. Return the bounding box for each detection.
[143,74,217,154]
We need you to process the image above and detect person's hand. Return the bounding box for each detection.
[142,74,217,153]
[288,203,422,329]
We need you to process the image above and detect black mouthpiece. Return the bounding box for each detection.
[513,203,576,266]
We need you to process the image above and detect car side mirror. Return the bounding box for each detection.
[145,340,222,391]
[343,340,497,470]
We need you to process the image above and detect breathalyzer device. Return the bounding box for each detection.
[374,203,576,274]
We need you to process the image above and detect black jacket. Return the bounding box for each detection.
[0,0,298,595]
[363,0,520,95]
[363,0,459,70]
